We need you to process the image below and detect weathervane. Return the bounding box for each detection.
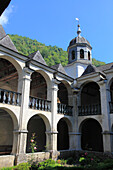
[76,18,79,24]
[76,18,81,37]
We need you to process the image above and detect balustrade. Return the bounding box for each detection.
[0,88,21,106]
[29,96,51,111]
[57,103,73,116]
[78,104,101,116]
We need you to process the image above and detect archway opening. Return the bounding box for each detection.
[58,82,68,104]
[26,115,46,153]
[57,118,69,150]
[88,51,90,60]
[80,49,84,59]
[111,125,113,152]
[30,71,47,99]
[72,50,75,60]
[0,109,14,155]
[110,81,113,102]
[81,119,103,152]
[0,58,18,91]
[81,82,100,105]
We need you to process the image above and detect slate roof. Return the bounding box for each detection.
[97,62,113,72]
[81,64,106,78]
[0,25,18,52]
[28,50,47,65]
[69,36,91,48]
[51,63,67,75]
[0,25,6,39]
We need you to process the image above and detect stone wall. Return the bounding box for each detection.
[16,152,51,165]
[0,155,15,168]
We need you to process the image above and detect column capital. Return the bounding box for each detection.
[72,88,80,94]
[23,67,33,74]
[46,131,58,134]
[52,78,60,85]
[51,78,60,91]
[98,79,107,86]
[102,131,113,135]
[69,132,81,135]
[13,129,28,134]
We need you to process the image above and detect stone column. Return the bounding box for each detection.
[16,67,32,154]
[68,94,73,106]
[99,80,112,152]
[69,88,81,150]
[12,130,28,155]
[50,79,60,151]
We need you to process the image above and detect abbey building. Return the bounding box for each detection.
[0,24,113,166]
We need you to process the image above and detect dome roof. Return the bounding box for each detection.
[69,36,91,47]
[68,24,92,48]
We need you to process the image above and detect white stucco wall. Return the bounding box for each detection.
[64,63,88,79]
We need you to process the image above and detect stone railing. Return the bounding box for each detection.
[78,104,101,116]
[109,102,113,113]
[0,88,21,106]
[57,103,73,116]
[29,96,51,112]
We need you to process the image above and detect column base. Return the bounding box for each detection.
[49,150,60,160]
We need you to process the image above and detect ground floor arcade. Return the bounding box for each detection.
[0,107,113,156]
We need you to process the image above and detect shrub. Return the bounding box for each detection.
[67,157,75,165]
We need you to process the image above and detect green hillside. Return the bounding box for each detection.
[9,34,105,67]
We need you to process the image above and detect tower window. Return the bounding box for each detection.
[72,50,75,60]
[88,51,90,60]
[80,49,84,59]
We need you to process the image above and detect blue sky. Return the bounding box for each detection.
[0,0,113,64]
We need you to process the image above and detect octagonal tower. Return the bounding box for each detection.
[64,24,92,78]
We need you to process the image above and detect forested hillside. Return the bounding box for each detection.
[9,34,105,67]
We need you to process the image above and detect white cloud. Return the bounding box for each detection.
[0,5,14,25]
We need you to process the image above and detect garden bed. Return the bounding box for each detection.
[1,152,113,170]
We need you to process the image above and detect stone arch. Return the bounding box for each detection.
[60,80,72,96]
[0,55,23,79]
[79,118,103,152]
[108,77,113,88]
[58,80,72,105]
[0,57,22,94]
[80,81,100,105]
[30,70,51,100]
[111,125,113,152]
[57,117,72,150]
[0,108,18,155]
[0,107,18,129]
[26,113,51,153]
[108,78,113,102]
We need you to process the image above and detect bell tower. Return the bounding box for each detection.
[64,24,92,78]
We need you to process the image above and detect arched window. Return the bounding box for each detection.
[88,51,90,60]
[80,49,84,59]
[72,50,75,60]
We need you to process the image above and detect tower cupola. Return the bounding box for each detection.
[67,24,92,65]
[64,23,92,78]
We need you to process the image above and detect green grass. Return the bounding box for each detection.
[1,157,113,170]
